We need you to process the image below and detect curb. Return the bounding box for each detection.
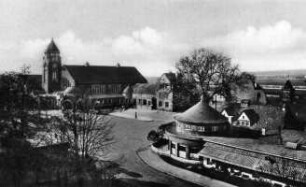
[136,146,208,187]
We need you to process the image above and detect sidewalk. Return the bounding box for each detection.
[109,111,153,122]
[137,147,236,187]
[109,108,175,122]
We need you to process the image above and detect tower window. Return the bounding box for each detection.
[52,64,58,81]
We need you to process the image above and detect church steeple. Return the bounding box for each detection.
[45,38,60,54]
[42,39,62,93]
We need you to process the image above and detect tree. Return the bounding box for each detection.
[0,70,48,186]
[52,109,115,159]
[176,48,239,103]
[259,157,301,186]
[172,72,201,111]
[47,90,116,186]
[147,130,161,143]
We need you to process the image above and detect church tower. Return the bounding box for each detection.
[42,39,62,93]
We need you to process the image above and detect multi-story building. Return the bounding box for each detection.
[156,72,176,111]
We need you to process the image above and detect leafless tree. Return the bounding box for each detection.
[176,48,240,103]
[52,110,115,159]
[259,157,301,185]
[46,91,117,186]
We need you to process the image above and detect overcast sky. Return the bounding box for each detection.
[0,0,306,76]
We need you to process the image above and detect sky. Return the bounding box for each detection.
[1,0,306,76]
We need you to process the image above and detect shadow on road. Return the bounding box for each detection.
[119,178,170,187]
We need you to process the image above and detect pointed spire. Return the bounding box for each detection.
[45,38,60,54]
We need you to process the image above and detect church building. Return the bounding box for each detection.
[41,39,147,108]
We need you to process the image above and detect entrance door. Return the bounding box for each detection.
[151,97,157,110]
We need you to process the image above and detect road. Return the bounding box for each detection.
[108,112,202,187]
[107,109,233,187]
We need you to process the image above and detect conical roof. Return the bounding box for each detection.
[173,99,228,125]
[45,39,60,54]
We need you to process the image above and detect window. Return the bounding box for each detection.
[198,126,205,132]
[143,99,147,105]
[178,145,186,152]
[165,102,169,108]
[102,85,106,93]
[148,101,151,105]
[171,142,176,149]
[138,99,141,104]
[212,126,218,132]
[159,101,163,107]
[185,125,191,130]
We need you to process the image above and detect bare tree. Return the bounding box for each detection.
[176,48,240,103]
[259,157,301,185]
[53,109,115,159]
[46,90,116,186]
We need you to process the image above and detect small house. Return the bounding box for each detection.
[235,109,259,128]
[221,104,240,124]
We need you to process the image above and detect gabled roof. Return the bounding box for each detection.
[63,65,147,85]
[254,82,263,90]
[133,83,158,95]
[163,72,176,83]
[239,109,259,125]
[283,80,295,91]
[222,103,241,116]
[173,99,228,125]
[45,39,60,54]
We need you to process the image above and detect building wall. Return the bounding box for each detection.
[175,120,228,135]
[157,91,173,111]
[61,68,76,89]
[234,81,267,105]
[133,93,155,110]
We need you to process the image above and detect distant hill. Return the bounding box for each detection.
[251,69,306,77]
[250,69,306,86]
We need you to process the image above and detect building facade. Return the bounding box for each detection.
[133,84,157,110]
[156,73,176,111]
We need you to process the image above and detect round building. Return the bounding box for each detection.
[163,99,229,162]
[173,99,229,135]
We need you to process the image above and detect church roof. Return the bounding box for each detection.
[45,39,60,54]
[63,65,147,85]
[173,99,228,125]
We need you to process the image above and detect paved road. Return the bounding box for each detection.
[107,110,232,187]
[109,114,202,187]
